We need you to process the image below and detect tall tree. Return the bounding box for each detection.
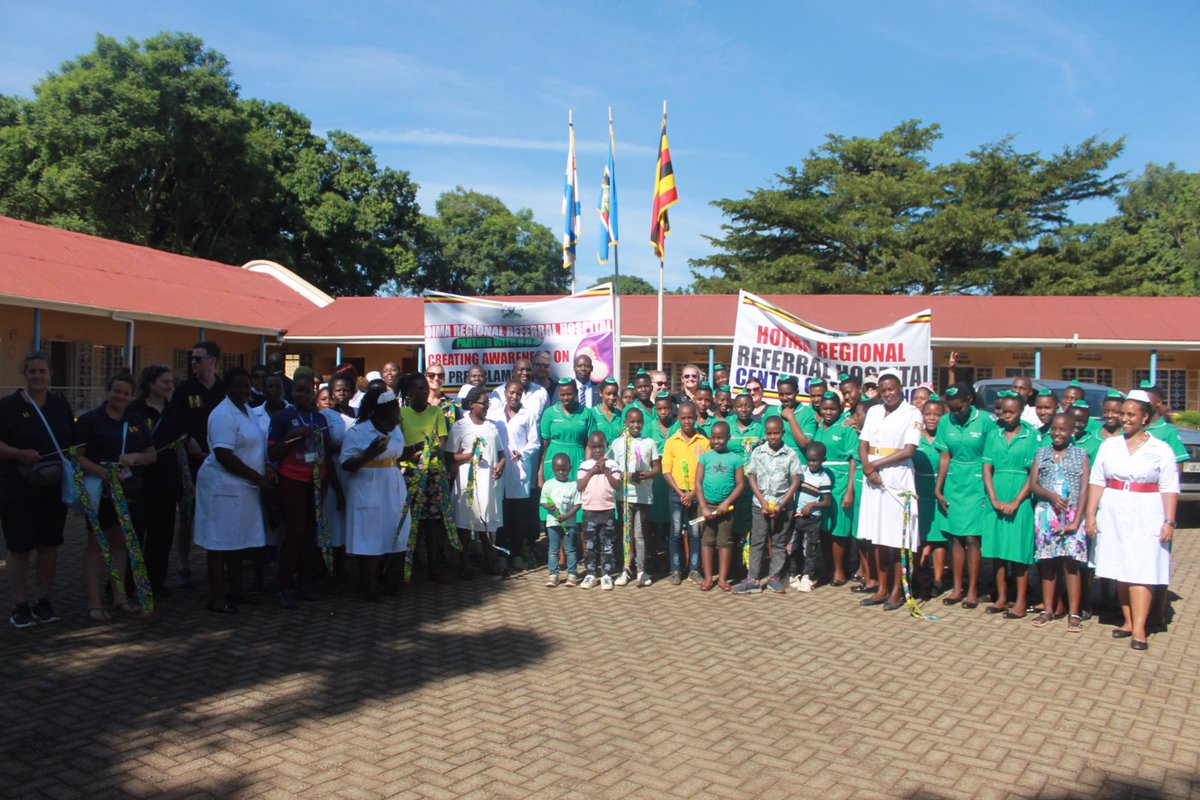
[0,32,421,296]
[591,273,658,295]
[691,121,1124,295]
[409,188,571,296]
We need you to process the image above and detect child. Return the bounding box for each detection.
[788,442,832,591]
[610,407,661,587]
[713,385,733,419]
[540,453,581,587]
[734,416,801,594]
[695,421,745,591]
[620,383,636,409]
[577,432,622,589]
[645,391,677,573]
[661,402,710,585]
[446,386,505,576]
[694,383,717,437]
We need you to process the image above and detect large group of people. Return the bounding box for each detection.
[0,346,1186,652]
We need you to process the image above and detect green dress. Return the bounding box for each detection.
[538,403,593,522]
[647,419,673,524]
[913,433,947,543]
[1073,429,1101,464]
[589,404,625,449]
[812,415,859,538]
[980,422,1038,564]
[1147,417,1190,463]
[932,408,993,538]
[622,400,656,426]
[763,403,818,456]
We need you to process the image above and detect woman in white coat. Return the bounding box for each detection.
[194,367,273,614]
[1085,391,1179,651]
[341,386,409,601]
[487,380,541,572]
[447,386,505,575]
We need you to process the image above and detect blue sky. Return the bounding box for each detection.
[2,2,1198,295]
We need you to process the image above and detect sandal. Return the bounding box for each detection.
[1030,611,1054,627]
[1066,614,1083,633]
[86,607,111,623]
[114,600,141,615]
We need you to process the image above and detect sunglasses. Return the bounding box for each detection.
[653,381,668,386]
[190,355,211,362]
[425,372,445,379]
[682,374,700,380]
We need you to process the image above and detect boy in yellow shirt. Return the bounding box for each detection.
[661,402,711,585]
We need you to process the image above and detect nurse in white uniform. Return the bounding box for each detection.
[194,368,271,614]
[447,386,505,574]
[341,386,409,601]
[856,370,923,611]
[1086,391,1179,652]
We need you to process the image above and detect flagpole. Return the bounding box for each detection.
[569,109,576,294]
[656,100,666,372]
[610,107,622,384]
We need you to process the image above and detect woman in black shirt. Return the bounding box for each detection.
[75,371,157,621]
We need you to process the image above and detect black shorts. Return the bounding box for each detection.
[0,475,67,553]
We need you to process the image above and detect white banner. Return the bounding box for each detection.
[731,291,932,401]
[423,284,615,392]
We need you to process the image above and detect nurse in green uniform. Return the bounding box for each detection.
[537,379,593,524]
[590,378,625,447]
[934,383,993,608]
[914,394,948,595]
[981,392,1038,618]
[763,376,817,455]
[812,393,859,586]
[623,370,656,426]
[1032,389,1058,444]
[1069,402,1102,463]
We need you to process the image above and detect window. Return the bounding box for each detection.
[975,368,993,380]
[1133,369,1187,413]
[1005,368,1035,378]
[628,361,674,391]
[1061,368,1114,387]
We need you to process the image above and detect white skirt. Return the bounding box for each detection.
[344,466,410,556]
[1094,492,1170,585]
[856,463,920,551]
[193,465,265,551]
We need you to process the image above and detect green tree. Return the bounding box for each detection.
[691,120,1124,295]
[0,32,421,296]
[410,188,571,296]
[591,273,658,294]
[1002,164,1200,296]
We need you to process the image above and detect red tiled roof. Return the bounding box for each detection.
[285,293,1200,345]
[0,216,322,333]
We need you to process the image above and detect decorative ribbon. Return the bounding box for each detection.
[69,451,122,593]
[464,437,484,511]
[883,484,938,621]
[312,423,333,573]
[399,433,461,582]
[108,463,153,613]
[621,429,634,572]
[171,436,194,530]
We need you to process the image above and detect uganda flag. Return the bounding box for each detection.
[650,114,677,260]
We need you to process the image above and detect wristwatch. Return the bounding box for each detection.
[1164,519,1177,527]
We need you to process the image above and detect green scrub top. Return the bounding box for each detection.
[932,407,993,537]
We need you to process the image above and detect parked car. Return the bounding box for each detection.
[973,378,1197,503]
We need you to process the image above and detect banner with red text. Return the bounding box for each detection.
[731,291,932,401]
[424,284,615,393]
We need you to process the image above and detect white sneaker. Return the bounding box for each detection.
[636,572,653,587]
[798,575,814,593]
[614,570,631,587]
[545,574,559,587]
[580,575,596,589]
[789,575,802,590]
[600,575,614,591]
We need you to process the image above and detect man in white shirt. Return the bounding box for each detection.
[1012,376,1040,427]
[489,359,547,419]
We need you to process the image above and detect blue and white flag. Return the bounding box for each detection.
[562,116,581,270]
[597,124,618,265]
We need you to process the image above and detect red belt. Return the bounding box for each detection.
[1105,479,1158,493]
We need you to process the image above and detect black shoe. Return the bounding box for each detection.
[9,602,37,629]
[859,596,885,606]
[851,583,878,594]
[985,606,1007,615]
[882,600,903,611]
[1131,640,1148,651]
[31,598,60,624]
[1111,629,1132,639]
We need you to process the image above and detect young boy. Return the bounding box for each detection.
[694,421,745,591]
[541,453,581,587]
[577,431,622,589]
[661,402,710,585]
[734,416,802,594]
[789,442,832,591]
[610,407,661,587]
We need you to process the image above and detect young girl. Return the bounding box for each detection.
[726,392,764,580]
[695,421,744,591]
[646,392,677,573]
[694,383,717,437]
[341,387,409,601]
[541,454,581,587]
[610,407,661,586]
[447,386,505,576]
[713,386,733,420]
[812,393,859,587]
[981,392,1038,618]
[576,431,621,589]
[1029,413,1090,632]
[620,383,636,410]
[914,394,948,596]
[590,378,624,449]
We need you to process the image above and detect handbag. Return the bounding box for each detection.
[21,390,77,507]
[18,460,62,487]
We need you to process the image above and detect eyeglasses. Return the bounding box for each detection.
[653,381,668,386]
[425,372,445,380]
[534,362,551,369]
[749,387,763,393]
[682,373,700,380]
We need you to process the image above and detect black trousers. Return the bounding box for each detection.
[131,474,180,591]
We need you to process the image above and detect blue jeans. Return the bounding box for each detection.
[668,492,701,574]
[547,524,578,577]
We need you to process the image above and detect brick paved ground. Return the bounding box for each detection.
[2,518,1198,799]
